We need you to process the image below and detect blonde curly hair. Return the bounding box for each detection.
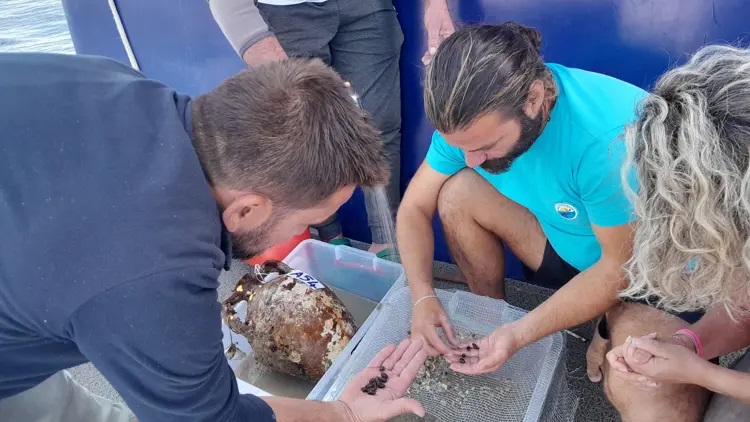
[621,45,750,319]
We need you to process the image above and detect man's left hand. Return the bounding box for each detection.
[338,339,428,421]
[447,324,521,375]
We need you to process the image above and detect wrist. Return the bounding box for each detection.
[424,0,449,12]
[675,329,704,358]
[505,321,529,351]
[509,311,549,349]
[411,284,436,302]
[334,400,358,422]
[412,294,439,309]
[672,333,698,354]
[686,355,715,386]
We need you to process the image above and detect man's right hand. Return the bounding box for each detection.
[242,36,288,67]
[410,296,459,356]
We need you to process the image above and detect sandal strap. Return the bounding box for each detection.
[328,238,352,246]
[376,247,401,263]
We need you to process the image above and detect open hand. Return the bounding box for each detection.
[338,339,428,421]
[447,324,520,375]
[422,0,455,65]
[410,297,460,357]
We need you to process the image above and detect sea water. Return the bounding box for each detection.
[0,0,74,54]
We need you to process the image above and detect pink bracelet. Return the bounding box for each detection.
[675,329,704,358]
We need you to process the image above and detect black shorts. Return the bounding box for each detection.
[521,241,704,324]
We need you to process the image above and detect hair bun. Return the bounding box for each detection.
[503,22,543,53]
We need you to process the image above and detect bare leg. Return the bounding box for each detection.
[436,169,547,299]
[604,303,710,422]
[586,317,609,383]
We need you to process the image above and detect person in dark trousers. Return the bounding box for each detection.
[209,0,456,259]
[0,53,427,422]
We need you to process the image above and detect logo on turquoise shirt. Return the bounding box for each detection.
[555,203,578,220]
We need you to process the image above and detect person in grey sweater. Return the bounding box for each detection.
[209,0,455,258]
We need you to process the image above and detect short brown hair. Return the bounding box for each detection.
[192,58,389,208]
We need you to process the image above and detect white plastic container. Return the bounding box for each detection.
[283,239,405,303]
[221,239,406,399]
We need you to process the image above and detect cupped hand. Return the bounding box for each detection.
[606,332,698,388]
[410,296,460,357]
[338,339,429,422]
[447,324,520,375]
[606,333,660,389]
[622,334,704,386]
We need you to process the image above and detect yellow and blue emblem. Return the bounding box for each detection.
[554,203,578,220]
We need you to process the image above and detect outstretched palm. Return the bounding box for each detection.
[339,339,429,421]
[447,325,520,375]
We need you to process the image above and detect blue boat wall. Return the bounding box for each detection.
[60,0,750,279]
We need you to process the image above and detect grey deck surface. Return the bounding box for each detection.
[69,256,619,421]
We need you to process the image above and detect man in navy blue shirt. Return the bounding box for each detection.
[0,53,427,421]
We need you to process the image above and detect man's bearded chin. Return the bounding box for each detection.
[480,112,544,174]
[231,221,275,261]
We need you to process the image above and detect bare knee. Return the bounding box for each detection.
[604,303,709,421]
[437,169,479,223]
[604,366,708,422]
[607,303,689,348]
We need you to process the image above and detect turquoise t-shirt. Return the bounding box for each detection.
[426,63,645,271]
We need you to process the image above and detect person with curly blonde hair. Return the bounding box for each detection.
[608,44,750,421]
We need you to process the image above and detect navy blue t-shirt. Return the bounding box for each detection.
[0,53,275,421]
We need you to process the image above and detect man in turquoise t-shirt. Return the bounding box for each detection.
[399,23,709,421]
[425,61,638,276]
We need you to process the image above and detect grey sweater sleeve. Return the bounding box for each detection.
[209,0,275,58]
